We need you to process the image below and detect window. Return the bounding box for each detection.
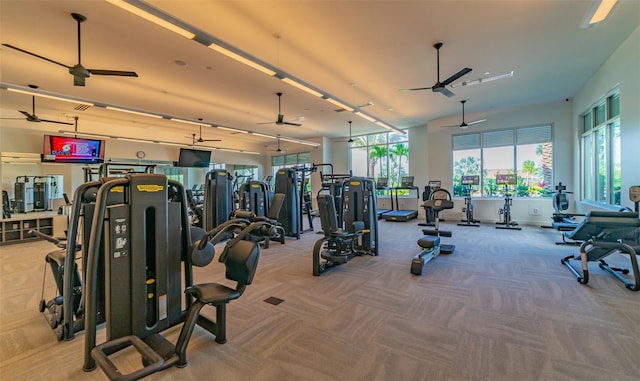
[581,90,621,205]
[452,125,553,197]
[349,130,409,187]
[271,152,311,178]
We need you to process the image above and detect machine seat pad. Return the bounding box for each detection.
[418,236,440,249]
[552,222,579,231]
[185,283,241,305]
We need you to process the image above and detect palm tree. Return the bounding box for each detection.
[389,143,409,184]
[522,160,536,186]
[369,145,387,179]
[536,143,553,192]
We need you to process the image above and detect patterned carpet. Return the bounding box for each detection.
[1,216,639,380]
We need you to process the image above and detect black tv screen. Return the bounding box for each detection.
[42,135,105,164]
[178,148,211,168]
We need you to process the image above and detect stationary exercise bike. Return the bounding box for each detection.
[457,175,480,227]
[495,174,521,230]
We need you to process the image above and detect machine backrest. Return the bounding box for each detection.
[317,194,339,234]
[565,211,640,243]
[223,240,260,286]
[423,198,454,213]
[266,193,286,220]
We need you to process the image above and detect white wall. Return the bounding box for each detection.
[573,25,640,211]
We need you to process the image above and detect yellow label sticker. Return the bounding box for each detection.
[110,186,124,193]
[251,184,260,188]
[351,181,361,186]
[136,184,164,192]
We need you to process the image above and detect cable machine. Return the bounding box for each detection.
[203,169,234,230]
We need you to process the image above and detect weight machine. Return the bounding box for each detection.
[203,169,234,231]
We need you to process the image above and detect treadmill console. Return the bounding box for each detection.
[400,176,415,188]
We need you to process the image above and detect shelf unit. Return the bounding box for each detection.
[0,213,57,245]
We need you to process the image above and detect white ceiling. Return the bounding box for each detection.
[1,1,638,153]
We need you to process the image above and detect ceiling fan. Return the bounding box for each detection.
[265,135,286,152]
[400,42,472,98]
[2,12,138,87]
[1,85,73,125]
[258,92,304,126]
[188,124,221,144]
[442,100,486,129]
[336,121,355,143]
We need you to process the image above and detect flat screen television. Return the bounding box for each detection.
[178,148,211,168]
[42,135,105,164]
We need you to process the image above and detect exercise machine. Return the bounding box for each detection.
[275,165,317,238]
[495,174,521,230]
[33,176,53,211]
[14,176,33,213]
[382,176,419,222]
[203,169,235,231]
[375,177,391,219]
[550,182,584,231]
[229,193,286,248]
[313,194,371,276]
[37,178,123,341]
[315,163,351,227]
[418,180,443,226]
[343,177,379,256]
[561,186,640,291]
[238,180,271,218]
[83,173,268,379]
[457,175,480,227]
[421,188,455,254]
[2,190,11,218]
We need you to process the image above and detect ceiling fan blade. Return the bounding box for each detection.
[257,121,276,125]
[18,110,33,118]
[39,119,74,125]
[468,118,487,125]
[202,139,222,142]
[1,43,70,68]
[284,122,302,127]
[399,86,433,92]
[441,67,472,86]
[88,69,139,77]
[439,87,456,98]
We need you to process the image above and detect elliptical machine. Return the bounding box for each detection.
[457,175,480,227]
[495,174,521,230]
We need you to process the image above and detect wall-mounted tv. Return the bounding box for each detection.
[178,148,211,168]
[42,135,105,164]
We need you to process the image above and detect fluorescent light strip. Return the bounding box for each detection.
[106,106,162,119]
[375,121,394,131]
[354,111,376,123]
[326,98,353,112]
[281,77,323,97]
[250,132,277,139]
[590,0,618,24]
[209,43,276,76]
[7,87,94,106]
[170,118,208,126]
[216,126,248,133]
[105,0,196,39]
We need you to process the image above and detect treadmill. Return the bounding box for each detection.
[375,177,392,219]
[382,176,419,222]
